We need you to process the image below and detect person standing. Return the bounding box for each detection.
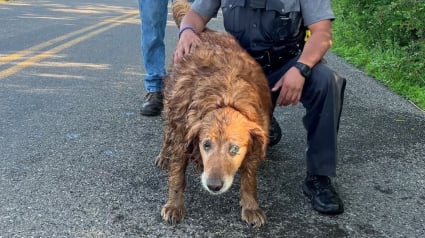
[137,0,194,116]
[137,0,168,116]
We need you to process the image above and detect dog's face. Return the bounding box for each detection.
[190,108,266,194]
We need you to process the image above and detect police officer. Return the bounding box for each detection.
[175,0,346,215]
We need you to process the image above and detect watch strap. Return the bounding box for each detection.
[294,62,311,78]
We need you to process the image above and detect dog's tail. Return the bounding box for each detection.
[172,0,191,29]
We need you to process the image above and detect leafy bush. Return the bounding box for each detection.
[342,0,424,46]
[331,0,425,108]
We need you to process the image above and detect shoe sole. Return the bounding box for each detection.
[140,110,162,117]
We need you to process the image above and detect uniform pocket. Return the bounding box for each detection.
[221,0,246,35]
[265,0,300,13]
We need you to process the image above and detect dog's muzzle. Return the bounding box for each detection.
[201,173,233,194]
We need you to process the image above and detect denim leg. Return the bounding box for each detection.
[300,62,346,177]
[138,0,168,93]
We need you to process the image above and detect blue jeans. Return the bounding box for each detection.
[138,0,168,93]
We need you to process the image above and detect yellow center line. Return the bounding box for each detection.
[0,10,138,66]
[0,14,138,80]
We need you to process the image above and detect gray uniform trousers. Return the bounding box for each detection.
[266,56,346,177]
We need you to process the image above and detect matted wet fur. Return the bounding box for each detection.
[155,0,272,227]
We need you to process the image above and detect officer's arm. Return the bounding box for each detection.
[180,10,210,35]
[174,10,211,63]
[297,20,333,68]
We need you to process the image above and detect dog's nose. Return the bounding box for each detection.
[206,177,223,192]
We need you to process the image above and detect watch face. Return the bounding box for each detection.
[295,62,311,78]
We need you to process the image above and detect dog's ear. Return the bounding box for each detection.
[184,120,204,173]
[249,126,268,160]
[185,120,202,147]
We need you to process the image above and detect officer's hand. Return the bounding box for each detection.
[174,29,201,64]
[272,67,305,106]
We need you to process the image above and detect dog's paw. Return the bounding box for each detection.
[241,207,265,228]
[161,203,185,225]
[155,155,169,170]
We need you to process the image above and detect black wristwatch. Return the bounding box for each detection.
[294,62,311,78]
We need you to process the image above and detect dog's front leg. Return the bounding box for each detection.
[240,161,265,227]
[155,125,172,170]
[161,157,188,224]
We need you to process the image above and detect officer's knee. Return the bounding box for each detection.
[310,63,343,96]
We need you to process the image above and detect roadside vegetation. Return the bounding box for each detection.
[331,0,425,110]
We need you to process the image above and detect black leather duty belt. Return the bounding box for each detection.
[248,49,298,74]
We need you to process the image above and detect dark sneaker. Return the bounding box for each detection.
[302,174,344,215]
[140,92,163,116]
[268,116,282,146]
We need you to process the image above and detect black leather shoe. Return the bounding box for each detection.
[140,92,163,116]
[302,174,344,215]
[268,116,282,146]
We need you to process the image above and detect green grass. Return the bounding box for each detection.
[331,1,425,110]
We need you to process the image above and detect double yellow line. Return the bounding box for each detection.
[0,10,138,80]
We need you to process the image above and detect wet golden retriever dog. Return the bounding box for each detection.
[155,0,272,227]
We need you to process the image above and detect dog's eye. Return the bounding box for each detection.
[203,140,212,151]
[229,145,240,156]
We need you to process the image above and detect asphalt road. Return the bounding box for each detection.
[1,0,424,237]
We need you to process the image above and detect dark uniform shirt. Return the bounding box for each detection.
[191,0,335,52]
